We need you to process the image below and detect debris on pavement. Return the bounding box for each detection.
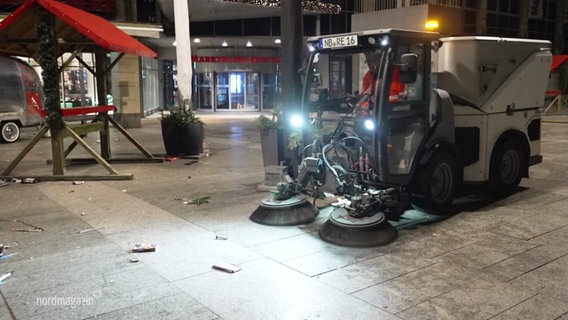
[165,156,179,162]
[78,226,106,234]
[72,181,85,185]
[0,253,18,260]
[1,219,44,232]
[215,235,229,240]
[212,263,241,273]
[175,196,210,206]
[0,179,10,187]
[21,178,39,184]
[129,257,139,263]
[0,271,13,284]
[131,244,157,253]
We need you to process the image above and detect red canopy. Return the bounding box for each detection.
[0,0,157,58]
[551,55,568,72]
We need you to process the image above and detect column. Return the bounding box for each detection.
[280,0,304,166]
[519,0,529,38]
[476,0,487,35]
[554,0,566,54]
[174,0,192,108]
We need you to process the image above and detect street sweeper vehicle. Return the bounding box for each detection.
[251,28,552,246]
[0,55,43,143]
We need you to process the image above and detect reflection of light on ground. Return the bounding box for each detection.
[390,209,446,230]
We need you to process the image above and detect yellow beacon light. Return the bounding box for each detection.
[425,19,439,32]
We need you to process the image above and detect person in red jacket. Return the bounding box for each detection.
[362,52,406,104]
[362,52,380,95]
[388,65,406,102]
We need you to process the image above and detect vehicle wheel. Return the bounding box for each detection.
[0,122,20,143]
[410,151,458,214]
[489,139,525,194]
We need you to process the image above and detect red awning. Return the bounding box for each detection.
[551,55,568,72]
[0,0,156,58]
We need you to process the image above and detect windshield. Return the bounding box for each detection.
[302,48,387,115]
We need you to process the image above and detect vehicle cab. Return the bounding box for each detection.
[301,29,440,188]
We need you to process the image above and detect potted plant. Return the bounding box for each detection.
[160,102,204,156]
[256,108,284,167]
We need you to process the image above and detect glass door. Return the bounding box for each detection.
[246,73,259,110]
[216,73,229,110]
[216,72,260,111]
[230,72,245,109]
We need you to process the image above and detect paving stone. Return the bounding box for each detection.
[508,255,568,302]
[432,232,539,270]
[106,223,262,281]
[75,293,219,320]
[15,280,180,320]
[352,260,480,313]
[489,294,568,320]
[315,250,436,293]
[397,278,536,320]
[488,207,568,241]
[175,258,403,320]
[282,244,393,277]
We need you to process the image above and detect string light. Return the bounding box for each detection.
[217,0,341,14]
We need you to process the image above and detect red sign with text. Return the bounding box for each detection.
[192,56,280,63]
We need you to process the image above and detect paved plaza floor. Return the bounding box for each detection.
[0,112,567,319]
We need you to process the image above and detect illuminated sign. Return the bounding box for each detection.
[191,56,281,63]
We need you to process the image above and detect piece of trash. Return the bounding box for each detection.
[121,189,127,193]
[129,257,139,263]
[0,271,13,284]
[131,244,157,253]
[212,263,241,273]
[72,181,85,185]
[215,235,229,240]
[1,219,44,232]
[21,178,39,184]
[0,253,18,260]
[78,226,106,234]
[0,179,10,187]
[189,196,210,206]
[0,244,5,256]
[184,160,198,166]
[165,156,179,162]
[80,212,87,216]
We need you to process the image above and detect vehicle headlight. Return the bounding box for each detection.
[364,118,375,131]
[290,114,305,129]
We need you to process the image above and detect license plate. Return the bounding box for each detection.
[319,35,358,49]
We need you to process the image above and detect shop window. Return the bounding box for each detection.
[262,73,279,110]
[196,72,213,110]
[141,56,159,114]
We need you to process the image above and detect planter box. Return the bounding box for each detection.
[260,128,284,167]
[161,121,203,156]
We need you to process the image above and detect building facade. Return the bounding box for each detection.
[1,0,566,122]
[351,0,567,54]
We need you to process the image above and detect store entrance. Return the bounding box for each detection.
[216,72,259,111]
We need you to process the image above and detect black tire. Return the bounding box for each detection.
[410,151,458,214]
[0,122,20,143]
[489,139,525,194]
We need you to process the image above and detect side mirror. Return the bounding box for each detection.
[399,53,418,83]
